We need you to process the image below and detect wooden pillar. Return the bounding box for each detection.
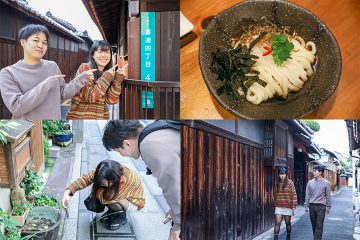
[128,17,141,79]
[30,121,44,174]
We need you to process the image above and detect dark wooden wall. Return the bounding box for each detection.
[155,11,180,82]
[140,0,180,12]
[182,121,276,240]
[119,79,179,119]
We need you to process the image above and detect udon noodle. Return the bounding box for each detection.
[231,29,317,105]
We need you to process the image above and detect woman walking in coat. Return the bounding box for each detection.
[273,167,297,240]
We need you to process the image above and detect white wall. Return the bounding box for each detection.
[0,188,11,235]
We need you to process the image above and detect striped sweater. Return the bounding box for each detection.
[66,63,124,119]
[274,179,297,209]
[67,166,145,209]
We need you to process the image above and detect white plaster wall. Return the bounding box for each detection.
[0,188,11,235]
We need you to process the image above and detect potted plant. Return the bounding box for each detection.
[53,130,74,147]
[0,208,21,240]
[10,200,31,227]
[32,194,60,208]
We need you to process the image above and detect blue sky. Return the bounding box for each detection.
[27,0,103,40]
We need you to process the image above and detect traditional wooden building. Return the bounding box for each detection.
[319,148,342,191]
[182,120,322,240]
[0,0,90,118]
[346,120,359,211]
[82,0,180,119]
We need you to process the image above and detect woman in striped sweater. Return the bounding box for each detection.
[66,40,126,119]
[61,160,145,231]
[273,167,297,240]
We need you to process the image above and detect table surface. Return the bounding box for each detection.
[180,0,360,119]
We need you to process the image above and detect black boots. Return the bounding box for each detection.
[286,233,291,240]
[105,211,127,231]
[99,209,114,223]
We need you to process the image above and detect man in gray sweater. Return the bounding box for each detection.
[0,24,95,119]
[304,165,331,240]
[102,120,181,240]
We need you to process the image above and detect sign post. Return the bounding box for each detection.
[140,12,156,109]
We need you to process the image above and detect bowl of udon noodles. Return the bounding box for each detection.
[199,0,342,119]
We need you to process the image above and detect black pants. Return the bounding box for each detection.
[309,203,326,240]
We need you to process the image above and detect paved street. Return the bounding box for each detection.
[279,187,354,240]
[63,120,171,240]
[254,187,355,240]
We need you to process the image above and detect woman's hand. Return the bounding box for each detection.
[117,64,128,78]
[61,189,72,208]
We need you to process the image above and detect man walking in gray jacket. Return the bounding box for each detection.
[304,165,331,240]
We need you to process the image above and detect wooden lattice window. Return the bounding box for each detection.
[264,121,273,160]
[49,32,58,48]
[0,11,15,40]
[58,35,65,50]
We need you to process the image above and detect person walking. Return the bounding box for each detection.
[102,120,181,240]
[273,167,297,240]
[304,165,332,240]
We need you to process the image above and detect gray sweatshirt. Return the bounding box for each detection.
[304,178,331,208]
[140,128,181,231]
[0,59,88,120]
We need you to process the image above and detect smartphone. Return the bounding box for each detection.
[163,216,172,224]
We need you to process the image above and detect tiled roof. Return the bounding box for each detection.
[6,0,84,42]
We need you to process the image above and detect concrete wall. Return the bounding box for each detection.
[0,188,11,235]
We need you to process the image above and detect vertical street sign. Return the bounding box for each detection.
[140,12,156,109]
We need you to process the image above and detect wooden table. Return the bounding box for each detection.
[180,0,360,119]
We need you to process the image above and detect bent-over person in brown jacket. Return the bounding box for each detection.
[61,160,145,231]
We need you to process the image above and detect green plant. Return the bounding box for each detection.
[4,229,21,240]
[43,134,49,157]
[20,170,44,196]
[32,195,60,208]
[55,130,74,135]
[11,199,31,216]
[303,120,321,132]
[0,121,21,145]
[11,204,29,217]
[0,208,21,240]
[271,34,294,65]
[42,120,65,138]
